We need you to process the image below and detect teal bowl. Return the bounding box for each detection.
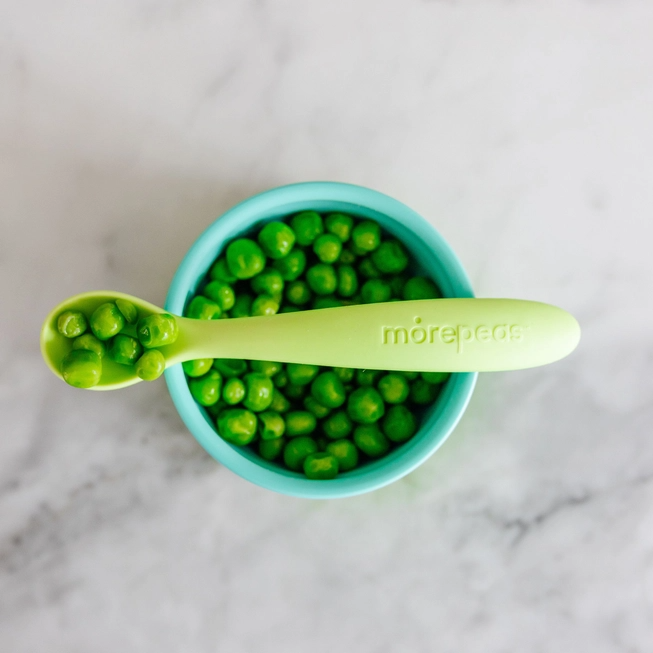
[164,182,477,498]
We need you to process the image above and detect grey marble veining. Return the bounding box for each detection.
[2,1,653,651]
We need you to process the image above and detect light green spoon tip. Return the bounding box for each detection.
[41,292,581,391]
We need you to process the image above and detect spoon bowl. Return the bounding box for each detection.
[40,291,165,390]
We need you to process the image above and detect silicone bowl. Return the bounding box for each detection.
[165,182,477,498]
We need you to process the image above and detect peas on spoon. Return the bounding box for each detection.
[41,291,581,391]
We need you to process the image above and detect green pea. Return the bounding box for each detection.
[72,333,106,359]
[285,411,317,436]
[283,436,319,471]
[258,221,296,259]
[325,213,353,242]
[312,296,343,310]
[382,405,417,443]
[303,452,339,480]
[337,265,359,297]
[421,372,450,384]
[377,373,409,404]
[280,305,300,313]
[209,257,237,284]
[90,302,125,341]
[203,281,235,311]
[108,334,143,366]
[251,360,283,377]
[347,387,385,424]
[189,369,222,406]
[325,439,359,471]
[322,410,353,439]
[371,239,409,274]
[115,299,138,325]
[57,310,88,338]
[351,220,381,252]
[311,371,346,408]
[231,294,252,318]
[222,377,246,405]
[390,275,407,298]
[354,425,390,457]
[284,383,307,400]
[137,313,178,348]
[61,349,102,388]
[286,363,320,386]
[356,369,382,386]
[182,359,214,377]
[313,234,342,263]
[251,294,279,316]
[273,370,289,389]
[243,372,274,412]
[333,367,355,382]
[226,238,266,280]
[403,277,440,301]
[187,295,222,320]
[217,408,257,446]
[257,411,286,440]
[259,437,286,461]
[285,281,312,306]
[358,257,381,279]
[270,388,291,413]
[135,349,166,381]
[338,248,357,265]
[409,379,440,405]
[304,396,331,419]
[306,264,337,295]
[273,249,306,281]
[361,279,392,304]
[401,371,419,381]
[251,268,285,297]
[290,211,323,246]
[212,358,248,377]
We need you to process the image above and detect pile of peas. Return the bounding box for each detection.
[183,211,450,480]
[57,300,178,388]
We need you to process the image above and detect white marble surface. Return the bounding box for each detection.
[2,1,653,651]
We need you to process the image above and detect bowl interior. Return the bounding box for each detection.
[165,182,477,499]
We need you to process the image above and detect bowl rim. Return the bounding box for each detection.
[164,181,477,499]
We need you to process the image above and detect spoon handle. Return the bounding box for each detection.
[171,299,580,372]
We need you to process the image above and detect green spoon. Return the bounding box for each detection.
[41,291,580,391]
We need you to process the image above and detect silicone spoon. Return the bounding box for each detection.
[41,291,580,391]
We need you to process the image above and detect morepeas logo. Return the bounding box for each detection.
[381,317,524,353]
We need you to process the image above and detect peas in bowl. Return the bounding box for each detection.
[165,182,477,499]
